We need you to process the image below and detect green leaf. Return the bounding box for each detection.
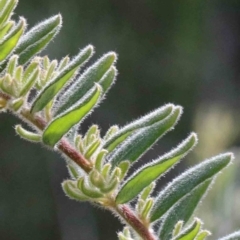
[195,230,211,240]
[218,231,240,240]
[150,153,233,222]
[42,84,102,147]
[15,14,62,64]
[98,65,117,92]
[62,180,88,201]
[103,104,173,152]
[0,17,25,62]
[173,218,202,240]
[54,52,116,115]
[19,67,39,96]
[0,0,18,28]
[108,106,182,167]
[15,124,41,142]
[0,20,14,40]
[115,133,197,204]
[31,45,94,113]
[158,179,212,240]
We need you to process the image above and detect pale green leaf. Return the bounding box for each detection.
[173,218,202,240]
[195,230,211,240]
[31,45,94,113]
[0,20,14,40]
[159,180,211,240]
[116,133,197,204]
[108,106,182,167]
[0,0,17,28]
[42,84,102,147]
[150,153,233,222]
[19,67,39,96]
[15,124,41,142]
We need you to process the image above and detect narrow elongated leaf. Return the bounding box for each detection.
[0,0,17,27]
[15,14,62,64]
[54,52,116,115]
[195,231,211,240]
[19,68,39,96]
[159,179,212,240]
[98,65,117,93]
[108,106,182,167]
[103,104,174,152]
[218,231,240,240]
[173,218,202,240]
[0,20,14,40]
[150,153,233,222]
[0,17,25,62]
[31,45,94,113]
[116,133,197,204]
[42,84,102,147]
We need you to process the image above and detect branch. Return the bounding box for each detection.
[116,204,156,240]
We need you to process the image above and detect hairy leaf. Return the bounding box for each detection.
[195,231,211,240]
[159,179,211,240]
[218,231,240,240]
[0,21,14,40]
[54,52,116,115]
[116,133,197,204]
[103,104,174,152]
[19,67,39,96]
[150,153,233,222]
[42,84,102,147]
[0,17,25,62]
[15,124,41,142]
[31,45,94,113]
[173,218,202,240]
[108,106,182,167]
[15,14,62,64]
[0,0,17,28]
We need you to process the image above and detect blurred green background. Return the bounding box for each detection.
[1,0,240,239]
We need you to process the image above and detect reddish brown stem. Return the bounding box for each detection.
[116,205,156,240]
[58,139,92,172]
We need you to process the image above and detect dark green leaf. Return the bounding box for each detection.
[31,45,94,113]
[54,52,116,115]
[103,104,174,152]
[150,153,233,222]
[42,84,102,147]
[0,17,25,62]
[15,14,62,64]
[116,133,197,204]
[159,179,211,240]
[108,106,182,167]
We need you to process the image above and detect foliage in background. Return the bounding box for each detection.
[0,0,239,239]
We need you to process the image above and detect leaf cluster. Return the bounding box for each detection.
[0,1,239,240]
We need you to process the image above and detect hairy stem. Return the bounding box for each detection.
[115,204,156,240]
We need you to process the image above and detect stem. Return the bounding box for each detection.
[115,204,156,240]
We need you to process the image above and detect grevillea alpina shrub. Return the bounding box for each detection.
[0,1,239,239]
